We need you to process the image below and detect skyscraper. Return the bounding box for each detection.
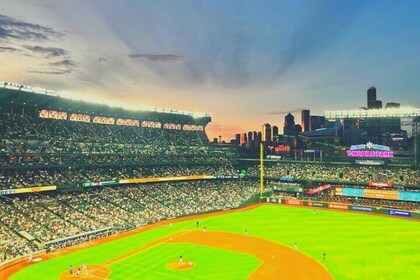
[240,133,247,145]
[247,131,253,143]
[253,131,258,142]
[367,86,377,109]
[283,113,295,135]
[272,126,279,137]
[261,123,272,142]
[235,134,240,145]
[301,110,311,132]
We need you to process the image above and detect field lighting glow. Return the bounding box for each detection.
[325,107,420,119]
[1,81,210,118]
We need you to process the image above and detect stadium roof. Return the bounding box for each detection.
[0,83,211,125]
[325,108,420,120]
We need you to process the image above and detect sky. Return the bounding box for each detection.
[0,0,419,141]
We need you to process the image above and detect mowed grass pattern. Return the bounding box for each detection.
[10,204,420,280]
[108,243,260,280]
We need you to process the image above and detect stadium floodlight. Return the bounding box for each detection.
[325,107,420,120]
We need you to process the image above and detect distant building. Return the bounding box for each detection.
[310,115,326,130]
[370,100,382,109]
[262,123,272,142]
[235,134,240,145]
[385,102,401,109]
[367,86,377,109]
[248,131,253,142]
[295,124,302,134]
[283,113,295,136]
[240,133,247,145]
[253,131,258,142]
[301,110,311,132]
[272,126,279,137]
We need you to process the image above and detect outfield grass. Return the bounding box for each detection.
[10,204,420,280]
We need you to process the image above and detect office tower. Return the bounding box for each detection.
[262,123,272,142]
[248,131,253,143]
[241,133,247,145]
[283,113,295,135]
[272,126,279,137]
[253,131,258,142]
[301,110,311,132]
[235,134,240,145]
[310,115,326,130]
[367,86,377,108]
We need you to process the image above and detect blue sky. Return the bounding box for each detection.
[0,0,419,139]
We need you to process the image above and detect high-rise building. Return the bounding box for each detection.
[367,86,377,109]
[240,133,247,145]
[253,131,258,142]
[295,124,302,134]
[272,126,279,137]
[261,123,272,142]
[310,115,326,130]
[283,113,295,135]
[247,131,253,143]
[370,100,382,109]
[235,134,240,145]
[301,110,311,132]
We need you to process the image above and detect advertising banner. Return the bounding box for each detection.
[280,176,293,182]
[307,201,328,208]
[274,186,303,193]
[335,187,343,195]
[285,199,302,206]
[349,205,373,212]
[388,210,412,217]
[368,181,392,188]
[215,175,240,179]
[364,189,398,200]
[398,191,420,202]
[342,187,365,197]
[0,189,16,195]
[306,184,332,195]
[14,185,56,194]
[119,175,215,184]
[82,180,117,187]
[328,203,349,210]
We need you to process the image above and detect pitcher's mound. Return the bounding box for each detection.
[167,260,195,271]
[59,265,111,280]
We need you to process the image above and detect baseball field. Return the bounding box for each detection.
[5,204,420,280]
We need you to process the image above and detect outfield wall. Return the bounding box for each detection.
[266,197,420,219]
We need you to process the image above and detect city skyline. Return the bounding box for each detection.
[1,1,420,140]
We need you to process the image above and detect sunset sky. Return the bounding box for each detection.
[0,0,419,140]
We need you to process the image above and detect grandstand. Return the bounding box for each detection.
[0,85,419,271]
[0,86,255,261]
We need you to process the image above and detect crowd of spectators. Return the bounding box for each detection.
[0,113,209,146]
[0,179,259,261]
[248,163,419,187]
[0,165,237,190]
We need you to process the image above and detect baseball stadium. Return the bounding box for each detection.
[0,84,419,280]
